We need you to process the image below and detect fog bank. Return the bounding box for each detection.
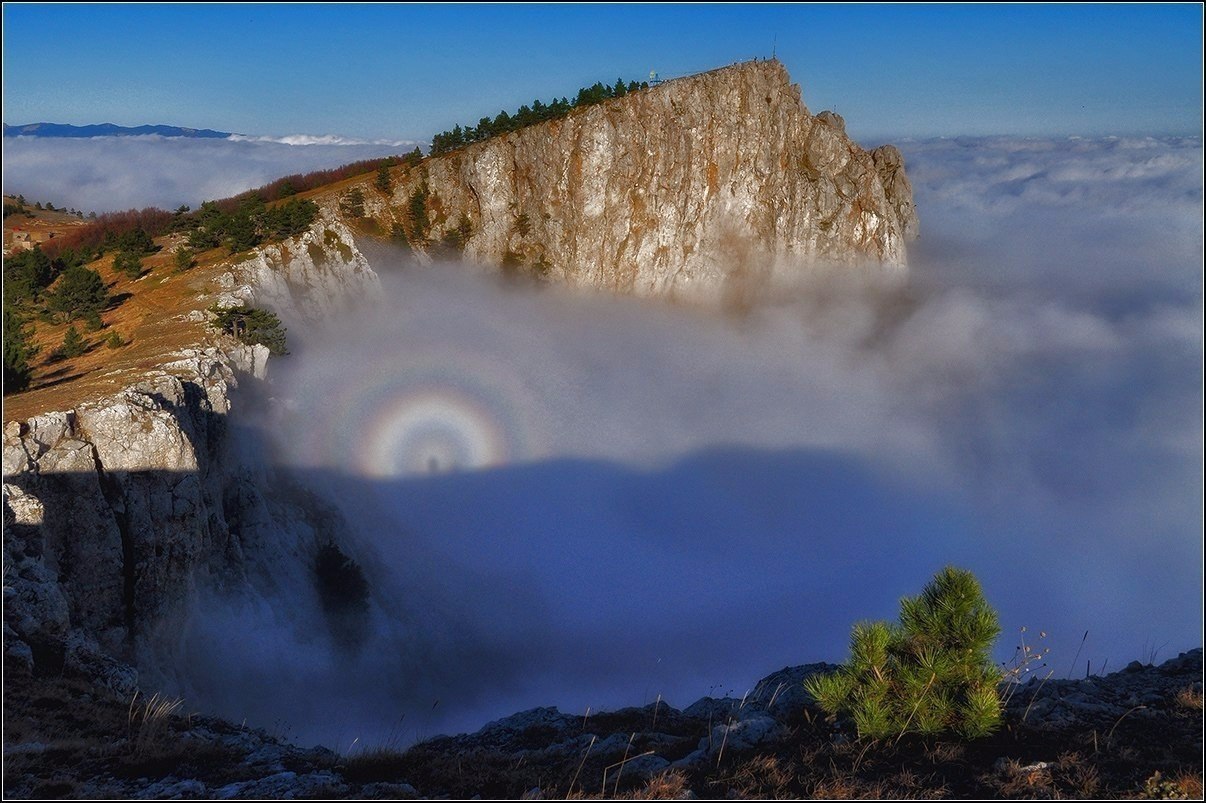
[1,135,408,212]
[177,135,1201,748]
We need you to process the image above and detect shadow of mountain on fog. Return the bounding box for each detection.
[6,426,1201,748]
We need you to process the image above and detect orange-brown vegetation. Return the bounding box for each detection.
[3,237,228,422]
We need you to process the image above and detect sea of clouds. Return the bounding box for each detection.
[1,134,414,212]
[7,131,1197,748]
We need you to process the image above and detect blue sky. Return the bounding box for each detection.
[3,4,1202,142]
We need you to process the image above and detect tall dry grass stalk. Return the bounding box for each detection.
[126,691,184,756]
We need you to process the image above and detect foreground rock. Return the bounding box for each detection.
[4,650,1200,799]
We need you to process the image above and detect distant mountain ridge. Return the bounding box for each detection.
[3,122,232,138]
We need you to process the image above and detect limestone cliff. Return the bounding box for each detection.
[220,216,382,324]
[330,59,917,298]
[3,220,378,690]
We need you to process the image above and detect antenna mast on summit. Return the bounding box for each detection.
[772,34,777,60]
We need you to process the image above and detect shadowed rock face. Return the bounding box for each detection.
[331,59,918,299]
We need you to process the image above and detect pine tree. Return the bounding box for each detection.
[390,222,411,252]
[56,325,88,359]
[224,209,261,252]
[3,246,55,303]
[174,246,196,272]
[375,160,394,194]
[3,305,38,393]
[113,249,143,279]
[45,265,109,322]
[805,566,1004,740]
[407,184,430,242]
[210,303,289,355]
[339,188,366,219]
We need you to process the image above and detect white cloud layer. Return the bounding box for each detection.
[227,133,419,147]
[1,134,411,211]
[899,136,1203,309]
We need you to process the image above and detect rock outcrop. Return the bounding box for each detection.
[3,219,378,689]
[219,215,382,324]
[325,59,917,299]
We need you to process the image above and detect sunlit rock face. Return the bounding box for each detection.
[328,59,918,299]
[217,215,383,325]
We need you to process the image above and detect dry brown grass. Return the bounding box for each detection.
[126,691,184,758]
[924,740,965,764]
[1175,686,1203,711]
[1054,752,1101,798]
[4,239,228,422]
[1171,770,1203,799]
[809,775,889,799]
[612,770,692,800]
[339,746,410,783]
[1141,769,1204,800]
[713,754,795,799]
[993,757,1055,797]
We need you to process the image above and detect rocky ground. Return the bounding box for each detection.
[3,649,1200,799]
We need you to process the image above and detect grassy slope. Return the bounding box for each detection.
[1,167,400,422]
[4,238,229,422]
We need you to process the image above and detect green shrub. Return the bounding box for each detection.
[113,249,143,279]
[340,188,366,219]
[374,159,395,194]
[432,215,471,260]
[173,246,195,272]
[501,249,524,273]
[53,325,89,360]
[804,566,1003,740]
[389,222,412,253]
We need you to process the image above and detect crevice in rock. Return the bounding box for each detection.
[28,637,65,676]
[89,443,137,642]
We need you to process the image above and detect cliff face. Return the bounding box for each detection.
[221,217,382,324]
[2,220,378,690]
[349,59,916,298]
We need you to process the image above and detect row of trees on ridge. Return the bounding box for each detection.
[429,77,649,155]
